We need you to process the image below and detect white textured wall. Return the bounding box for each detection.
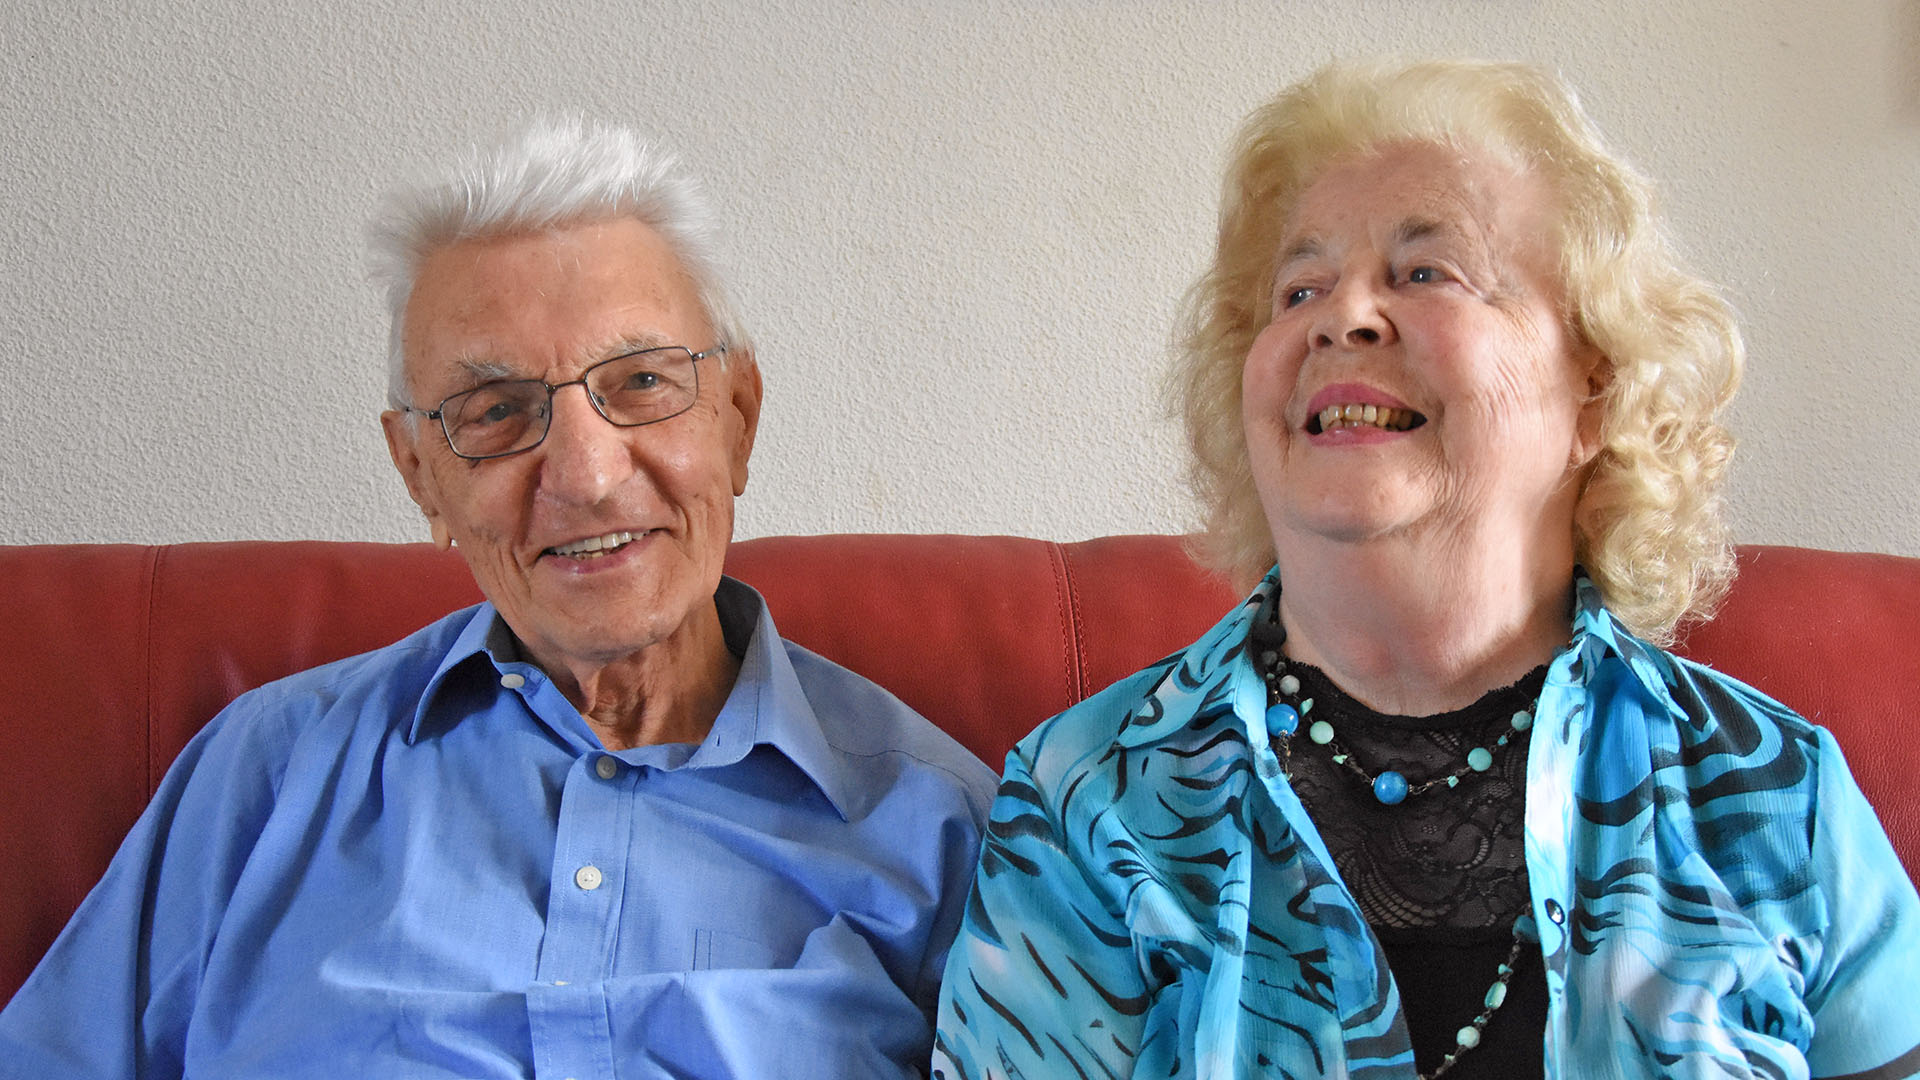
[4,1,1917,555]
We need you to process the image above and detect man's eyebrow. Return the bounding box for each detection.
[608,333,678,355]
[449,357,522,386]
[444,334,679,387]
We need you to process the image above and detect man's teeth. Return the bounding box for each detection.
[550,531,636,558]
[1317,403,1418,432]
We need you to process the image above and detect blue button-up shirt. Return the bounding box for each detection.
[1,578,996,1079]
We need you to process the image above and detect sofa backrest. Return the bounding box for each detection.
[2,535,1915,1007]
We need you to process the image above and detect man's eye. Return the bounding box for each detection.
[623,370,663,392]
[1406,266,1444,284]
[458,394,529,427]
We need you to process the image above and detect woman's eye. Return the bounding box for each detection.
[1406,265,1444,284]
[1282,286,1316,308]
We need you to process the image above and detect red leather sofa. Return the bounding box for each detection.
[3,534,1916,1007]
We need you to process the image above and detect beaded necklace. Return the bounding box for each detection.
[1250,601,1535,806]
[1249,596,1539,1077]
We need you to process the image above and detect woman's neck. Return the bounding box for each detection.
[1271,525,1575,716]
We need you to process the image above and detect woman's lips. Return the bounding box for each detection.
[1311,403,1422,434]
[1302,384,1427,436]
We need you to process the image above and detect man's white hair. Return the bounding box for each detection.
[368,117,750,410]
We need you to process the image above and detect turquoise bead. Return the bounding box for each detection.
[1308,720,1335,745]
[1372,770,1409,805]
[1456,1025,1481,1049]
[1468,747,1494,772]
[1484,981,1507,1009]
[1512,709,1533,731]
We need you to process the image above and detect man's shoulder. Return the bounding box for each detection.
[217,604,485,735]
[776,637,998,805]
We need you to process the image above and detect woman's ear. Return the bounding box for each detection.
[1570,346,1611,468]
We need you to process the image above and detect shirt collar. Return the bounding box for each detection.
[408,604,510,745]
[696,576,864,821]
[407,578,861,821]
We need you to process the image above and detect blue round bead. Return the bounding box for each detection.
[1266,702,1299,737]
[1373,770,1409,805]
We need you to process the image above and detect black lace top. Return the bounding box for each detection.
[1277,658,1549,1078]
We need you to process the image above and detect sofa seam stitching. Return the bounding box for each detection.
[1058,543,1090,702]
[139,546,162,799]
[1045,542,1083,703]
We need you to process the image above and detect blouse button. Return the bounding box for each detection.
[1545,898,1566,925]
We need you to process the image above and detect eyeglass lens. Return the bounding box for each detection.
[440,348,701,458]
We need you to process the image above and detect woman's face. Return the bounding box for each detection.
[1242,141,1602,561]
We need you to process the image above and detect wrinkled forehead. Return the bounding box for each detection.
[401,220,712,387]
[1276,141,1562,278]
[1285,141,1537,235]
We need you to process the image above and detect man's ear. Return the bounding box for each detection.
[381,410,454,551]
[724,351,764,497]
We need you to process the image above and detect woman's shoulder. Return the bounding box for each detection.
[1640,644,1825,757]
[1011,581,1272,805]
[1013,655,1188,783]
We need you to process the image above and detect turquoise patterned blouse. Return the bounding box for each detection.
[933,571,1920,1079]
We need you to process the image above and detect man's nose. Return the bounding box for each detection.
[535,383,636,505]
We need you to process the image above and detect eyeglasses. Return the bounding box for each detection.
[402,344,726,460]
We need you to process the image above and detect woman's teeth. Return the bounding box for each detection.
[549,531,636,558]
[1315,403,1418,432]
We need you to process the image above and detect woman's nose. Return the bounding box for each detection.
[1311,280,1395,350]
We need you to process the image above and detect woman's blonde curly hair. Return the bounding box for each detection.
[1175,58,1743,643]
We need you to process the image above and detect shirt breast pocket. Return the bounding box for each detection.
[691,927,783,971]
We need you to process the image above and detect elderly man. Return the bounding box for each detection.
[0,121,995,1078]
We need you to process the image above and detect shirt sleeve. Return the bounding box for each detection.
[0,694,291,1080]
[1802,728,1920,1080]
[932,745,1148,1080]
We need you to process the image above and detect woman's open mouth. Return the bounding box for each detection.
[1306,404,1426,435]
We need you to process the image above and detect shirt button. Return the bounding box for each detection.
[595,756,619,780]
[574,865,603,891]
[500,672,526,689]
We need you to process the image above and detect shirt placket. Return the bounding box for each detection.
[526,744,637,1080]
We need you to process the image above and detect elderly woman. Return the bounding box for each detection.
[933,60,1920,1080]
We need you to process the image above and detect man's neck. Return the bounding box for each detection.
[538,603,742,751]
